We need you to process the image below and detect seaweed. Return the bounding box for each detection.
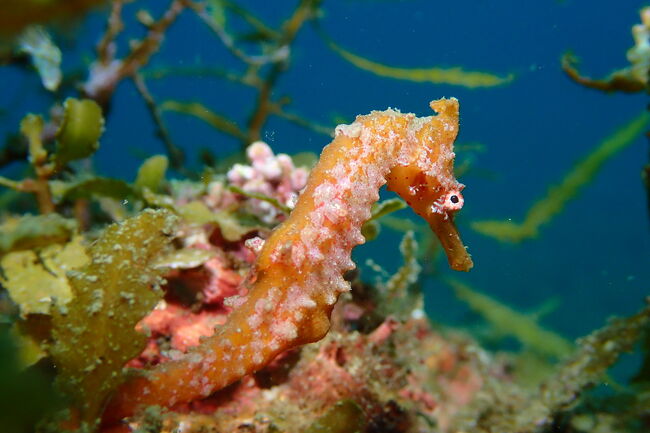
[16,26,62,91]
[472,111,649,242]
[176,200,263,241]
[375,231,423,320]
[562,7,650,94]
[361,198,407,241]
[160,101,248,142]
[0,213,76,254]
[452,300,650,432]
[0,2,648,432]
[0,98,105,214]
[1,235,87,318]
[305,400,367,433]
[446,278,573,360]
[52,99,104,170]
[537,300,650,412]
[325,39,515,89]
[0,326,55,433]
[49,209,178,425]
[133,155,169,194]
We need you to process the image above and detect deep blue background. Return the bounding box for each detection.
[1,0,648,345]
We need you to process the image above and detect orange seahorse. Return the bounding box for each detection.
[101,98,472,428]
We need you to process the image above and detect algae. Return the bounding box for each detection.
[227,184,292,215]
[472,111,650,242]
[177,200,262,241]
[52,177,137,202]
[452,300,650,432]
[0,98,105,214]
[53,98,104,170]
[375,231,423,319]
[305,400,366,433]
[134,155,169,193]
[0,326,54,433]
[326,39,515,89]
[152,247,215,270]
[0,236,88,317]
[361,197,407,241]
[17,26,62,91]
[446,277,574,360]
[0,213,76,254]
[49,209,178,424]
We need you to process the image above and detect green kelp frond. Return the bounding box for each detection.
[50,209,178,424]
[53,98,104,170]
[472,111,650,243]
[0,213,76,254]
[291,151,318,169]
[10,322,47,368]
[446,278,573,360]
[1,236,87,318]
[327,40,514,89]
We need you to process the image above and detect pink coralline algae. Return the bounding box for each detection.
[128,309,492,433]
[226,141,309,223]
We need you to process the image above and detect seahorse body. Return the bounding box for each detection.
[101,98,472,427]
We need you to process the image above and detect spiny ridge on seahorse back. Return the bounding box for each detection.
[101,98,472,428]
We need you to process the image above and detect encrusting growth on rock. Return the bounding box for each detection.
[102,98,472,427]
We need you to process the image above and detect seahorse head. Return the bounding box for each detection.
[387,98,473,271]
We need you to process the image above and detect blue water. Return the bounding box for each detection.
[1,1,648,345]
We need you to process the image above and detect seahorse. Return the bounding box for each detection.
[101,98,472,428]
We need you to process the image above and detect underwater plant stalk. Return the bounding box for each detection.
[101,98,471,427]
[472,111,649,242]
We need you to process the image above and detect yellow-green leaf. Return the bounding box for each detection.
[0,236,88,317]
[50,209,178,423]
[135,154,169,193]
[0,213,76,254]
[53,98,104,168]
